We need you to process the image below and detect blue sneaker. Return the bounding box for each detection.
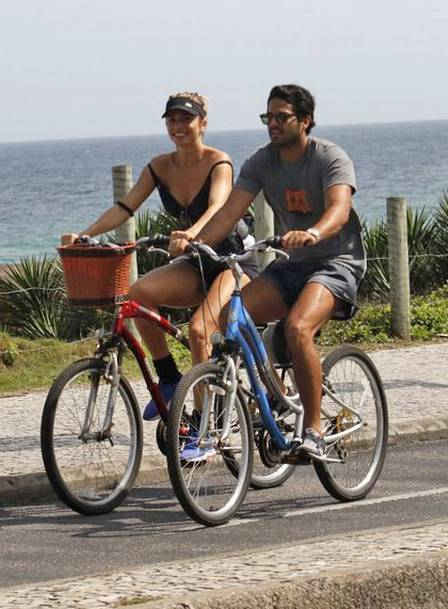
[180,428,216,462]
[143,380,179,421]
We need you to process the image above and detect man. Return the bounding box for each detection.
[173,84,366,460]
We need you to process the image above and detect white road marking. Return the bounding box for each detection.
[282,486,448,518]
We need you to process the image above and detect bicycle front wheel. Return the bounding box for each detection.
[315,346,388,501]
[41,358,143,515]
[166,362,253,526]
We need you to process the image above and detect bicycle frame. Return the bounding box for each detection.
[221,263,365,457]
[83,299,190,434]
[224,268,302,451]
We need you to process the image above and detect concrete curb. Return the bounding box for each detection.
[2,419,448,506]
[135,551,448,609]
[0,456,167,505]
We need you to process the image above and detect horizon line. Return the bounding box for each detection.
[2,117,448,146]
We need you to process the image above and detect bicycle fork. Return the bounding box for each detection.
[80,352,119,443]
[201,355,239,444]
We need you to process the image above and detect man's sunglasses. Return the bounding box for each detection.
[259,112,297,125]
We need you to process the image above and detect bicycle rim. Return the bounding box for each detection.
[166,362,253,526]
[41,358,142,514]
[315,346,388,501]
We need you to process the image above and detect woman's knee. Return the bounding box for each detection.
[129,277,157,306]
[189,315,211,347]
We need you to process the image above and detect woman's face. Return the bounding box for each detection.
[165,110,206,145]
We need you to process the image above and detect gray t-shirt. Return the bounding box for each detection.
[235,137,366,279]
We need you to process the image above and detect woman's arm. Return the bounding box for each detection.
[61,166,156,244]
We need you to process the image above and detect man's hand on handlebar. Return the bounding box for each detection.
[281,230,316,250]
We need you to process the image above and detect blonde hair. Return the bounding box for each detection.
[168,91,208,116]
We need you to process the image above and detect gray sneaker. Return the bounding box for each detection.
[299,428,326,461]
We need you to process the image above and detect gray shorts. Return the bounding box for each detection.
[261,259,360,320]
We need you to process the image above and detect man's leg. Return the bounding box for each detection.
[284,282,338,434]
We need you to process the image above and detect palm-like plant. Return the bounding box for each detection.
[0,256,66,338]
[361,207,440,299]
[433,190,448,281]
[134,206,180,275]
[0,256,101,340]
[360,219,389,299]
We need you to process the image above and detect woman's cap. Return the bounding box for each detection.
[162,96,206,118]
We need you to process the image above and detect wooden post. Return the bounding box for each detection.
[387,197,410,340]
[253,191,275,269]
[112,165,138,287]
[112,165,138,337]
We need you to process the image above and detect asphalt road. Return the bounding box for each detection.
[1,438,447,588]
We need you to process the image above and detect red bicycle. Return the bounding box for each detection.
[40,235,189,515]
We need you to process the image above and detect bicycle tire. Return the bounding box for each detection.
[166,362,253,526]
[41,358,143,515]
[314,345,388,501]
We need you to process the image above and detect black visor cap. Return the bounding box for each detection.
[162,97,206,119]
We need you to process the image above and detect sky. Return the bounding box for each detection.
[1,0,448,143]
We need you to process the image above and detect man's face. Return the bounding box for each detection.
[265,98,308,148]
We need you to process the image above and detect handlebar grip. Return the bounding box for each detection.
[74,236,100,246]
[265,236,283,248]
[147,233,169,247]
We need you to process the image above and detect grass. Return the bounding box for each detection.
[1,287,448,396]
[0,331,190,396]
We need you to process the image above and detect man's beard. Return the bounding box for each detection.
[269,132,300,148]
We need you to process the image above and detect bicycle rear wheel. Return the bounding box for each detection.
[166,362,253,526]
[314,346,388,501]
[41,358,143,515]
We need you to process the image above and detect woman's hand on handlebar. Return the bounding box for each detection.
[61,233,83,246]
[168,230,194,257]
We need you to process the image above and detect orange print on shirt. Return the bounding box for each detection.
[285,189,312,213]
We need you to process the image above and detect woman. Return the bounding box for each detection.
[62,91,258,423]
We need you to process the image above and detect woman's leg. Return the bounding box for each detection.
[129,261,203,359]
[130,261,205,420]
[189,270,251,365]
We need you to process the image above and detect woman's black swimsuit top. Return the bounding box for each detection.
[148,160,246,255]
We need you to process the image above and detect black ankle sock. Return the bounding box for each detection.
[154,354,182,384]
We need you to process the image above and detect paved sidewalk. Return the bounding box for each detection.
[1,342,448,502]
[1,519,448,608]
[2,343,448,609]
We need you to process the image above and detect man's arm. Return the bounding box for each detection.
[282,184,352,249]
[195,187,255,245]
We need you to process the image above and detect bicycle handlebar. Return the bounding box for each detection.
[73,234,170,254]
[185,237,289,264]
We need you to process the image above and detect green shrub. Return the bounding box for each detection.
[361,205,442,299]
[0,256,103,340]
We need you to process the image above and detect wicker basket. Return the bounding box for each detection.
[57,243,136,307]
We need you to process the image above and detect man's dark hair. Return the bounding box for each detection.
[267,84,316,134]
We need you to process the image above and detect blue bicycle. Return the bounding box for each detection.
[166,239,388,526]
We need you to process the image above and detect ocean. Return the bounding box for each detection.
[1,120,447,264]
